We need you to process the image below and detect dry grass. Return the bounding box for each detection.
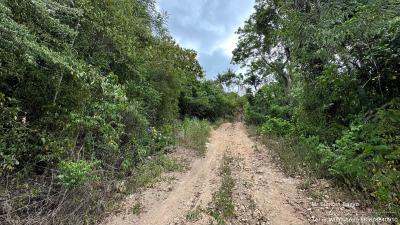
[177,118,210,155]
[0,155,182,225]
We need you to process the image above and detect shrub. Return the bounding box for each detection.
[177,118,210,154]
[299,101,400,215]
[244,83,292,126]
[57,160,100,188]
[259,116,293,136]
[132,154,182,189]
[298,136,337,175]
[244,106,266,125]
[329,114,400,210]
[0,95,41,176]
[133,125,176,162]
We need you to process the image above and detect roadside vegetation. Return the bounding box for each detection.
[2,0,399,223]
[129,154,183,190]
[177,118,211,155]
[232,0,400,218]
[0,0,244,224]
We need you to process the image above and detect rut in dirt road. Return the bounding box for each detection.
[225,123,309,225]
[102,123,312,225]
[103,123,229,225]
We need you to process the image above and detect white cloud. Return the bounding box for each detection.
[220,34,238,57]
[175,36,201,51]
[157,0,254,78]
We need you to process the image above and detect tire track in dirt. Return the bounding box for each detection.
[102,122,375,225]
[224,123,308,225]
[102,123,233,225]
[224,123,377,225]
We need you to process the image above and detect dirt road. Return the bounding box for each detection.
[224,123,308,225]
[102,123,371,225]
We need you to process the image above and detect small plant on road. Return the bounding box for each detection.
[186,206,203,222]
[209,156,235,225]
[132,202,142,215]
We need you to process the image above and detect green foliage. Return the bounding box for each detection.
[0,94,33,175]
[133,125,176,161]
[179,80,245,121]
[0,0,228,177]
[132,154,182,189]
[0,0,236,223]
[245,83,291,125]
[301,136,337,174]
[292,64,361,142]
[244,105,266,125]
[57,160,100,188]
[295,102,400,213]
[259,116,293,136]
[330,103,400,208]
[177,118,210,154]
[238,0,400,216]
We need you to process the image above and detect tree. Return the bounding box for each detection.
[238,0,400,216]
[216,68,236,91]
[232,0,292,94]
[244,73,262,92]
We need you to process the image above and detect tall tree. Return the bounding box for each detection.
[232,0,293,93]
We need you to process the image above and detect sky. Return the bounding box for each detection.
[157,0,255,79]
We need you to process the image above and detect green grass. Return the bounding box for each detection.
[186,206,203,222]
[131,202,141,215]
[130,154,183,190]
[247,125,307,177]
[177,118,211,155]
[209,156,235,225]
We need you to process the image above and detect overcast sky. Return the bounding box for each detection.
[158,0,254,79]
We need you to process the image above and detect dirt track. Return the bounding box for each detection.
[102,123,373,225]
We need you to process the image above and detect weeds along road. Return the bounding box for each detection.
[102,123,371,225]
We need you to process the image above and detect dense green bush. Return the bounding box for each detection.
[244,104,266,125]
[331,105,399,209]
[57,160,100,188]
[132,154,182,189]
[179,80,245,121]
[0,0,235,223]
[0,95,33,175]
[236,0,400,216]
[294,101,400,214]
[245,83,291,125]
[259,116,293,136]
